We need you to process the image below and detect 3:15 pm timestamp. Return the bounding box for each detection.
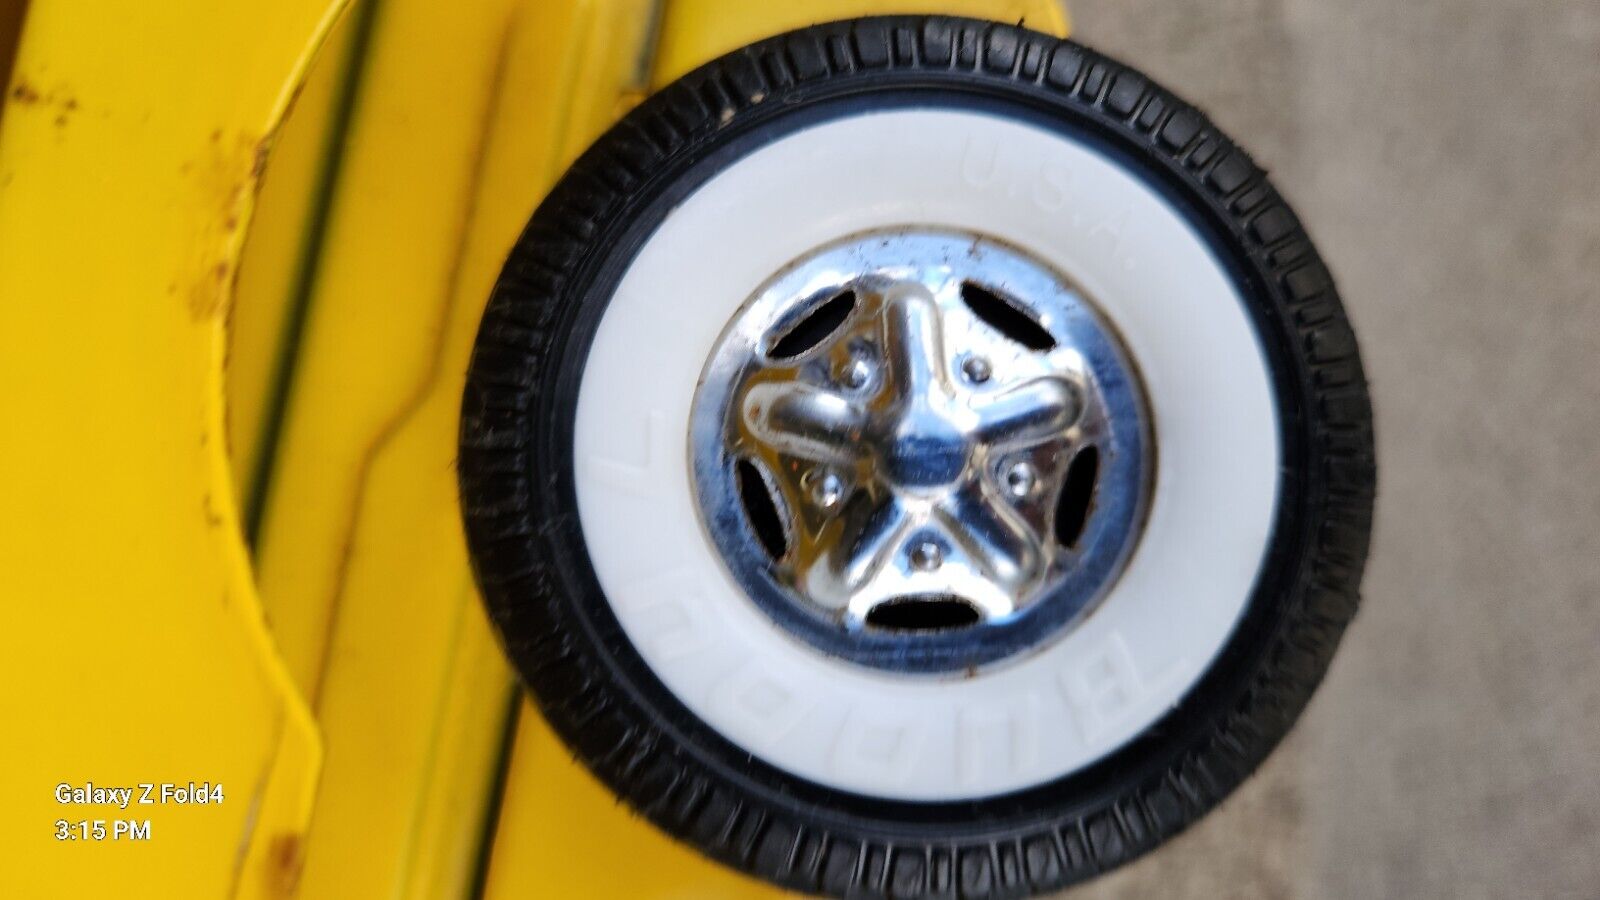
[55,819,151,841]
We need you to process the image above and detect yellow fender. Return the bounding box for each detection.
[0,2,1065,897]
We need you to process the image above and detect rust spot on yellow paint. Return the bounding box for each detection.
[202,491,223,528]
[266,832,305,896]
[183,129,266,322]
[9,78,79,122]
[252,138,272,179]
[9,80,39,104]
[190,263,233,321]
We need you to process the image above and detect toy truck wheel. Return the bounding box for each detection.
[460,16,1374,898]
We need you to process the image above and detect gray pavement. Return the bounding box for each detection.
[1066,1,1600,897]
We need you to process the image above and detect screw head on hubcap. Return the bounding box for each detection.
[690,231,1152,673]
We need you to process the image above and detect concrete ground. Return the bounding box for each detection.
[1064,1,1600,897]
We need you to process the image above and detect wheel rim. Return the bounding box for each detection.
[690,230,1152,673]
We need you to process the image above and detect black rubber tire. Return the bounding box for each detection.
[460,16,1374,898]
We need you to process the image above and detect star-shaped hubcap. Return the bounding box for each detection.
[732,279,1091,626]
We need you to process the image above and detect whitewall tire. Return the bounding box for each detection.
[461,16,1373,898]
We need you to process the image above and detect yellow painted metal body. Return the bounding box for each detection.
[0,1,1065,898]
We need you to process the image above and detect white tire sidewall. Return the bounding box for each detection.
[572,108,1279,801]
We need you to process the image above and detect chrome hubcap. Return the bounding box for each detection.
[690,231,1151,673]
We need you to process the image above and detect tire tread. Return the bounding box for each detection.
[460,16,1375,899]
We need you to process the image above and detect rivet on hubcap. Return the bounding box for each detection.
[909,540,944,571]
[808,470,846,509]
[839,352,875,391]
[1003,460,1037,498]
